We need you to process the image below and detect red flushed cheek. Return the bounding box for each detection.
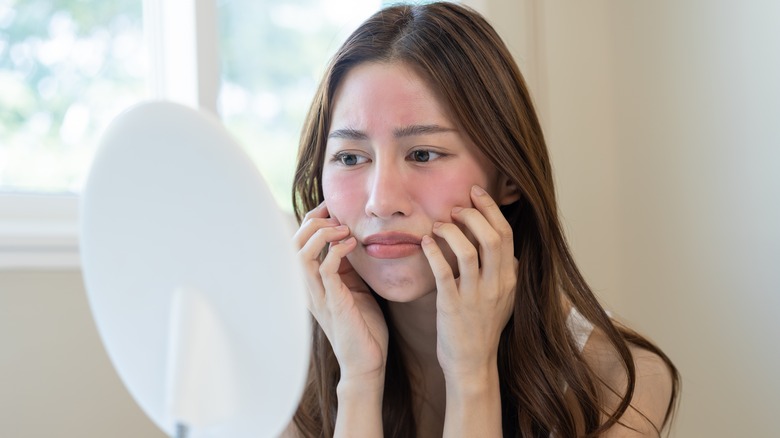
[414,173,479,223]
[322,172,363,224]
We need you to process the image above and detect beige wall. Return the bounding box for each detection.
[467,0,780,436]
[0,271,165,437]
[604,3,780,434]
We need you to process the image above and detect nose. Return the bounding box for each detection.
[364,159,411,219]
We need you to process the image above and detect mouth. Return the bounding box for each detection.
[362,232,423,259]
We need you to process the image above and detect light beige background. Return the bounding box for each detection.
[0,271,166,437]
[474,1,780,436]
[2,1,779,437]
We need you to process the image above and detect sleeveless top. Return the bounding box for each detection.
[566,306,595,353]
[550,307,596,438]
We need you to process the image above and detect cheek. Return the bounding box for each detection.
[418,170,489,255]
[418,171,485,219]
[322,171,363,223]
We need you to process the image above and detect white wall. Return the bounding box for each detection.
[471,1,780,436]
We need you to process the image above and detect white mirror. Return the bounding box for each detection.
[80,101,310,437]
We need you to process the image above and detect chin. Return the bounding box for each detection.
[355,265,436,303]
[347,250,436,303]
[370,282,435,303]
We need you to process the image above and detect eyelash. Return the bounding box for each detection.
[330,149,445,166]
[331,152,368,166]
[408,149,442,162]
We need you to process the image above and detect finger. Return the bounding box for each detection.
[470,185,515,276]
[302,262,326,314]
[337,257,369,293]
[293,217,339,248]
[297,225,350,308]
[297,225,350,263]
[319,237,357,308]
[430,221,479,294]
[303,200,328,220]
[293,203,340,249]
[450,205,502,283]
[420,235,459,312]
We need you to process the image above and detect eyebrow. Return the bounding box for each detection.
[327,127,368,140]
[327,124,456,140]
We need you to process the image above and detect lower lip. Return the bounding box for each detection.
[365,243,421,259]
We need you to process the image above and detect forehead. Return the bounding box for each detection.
[330,61,453,128]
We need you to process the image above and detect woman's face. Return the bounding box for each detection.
[322,61,499,303]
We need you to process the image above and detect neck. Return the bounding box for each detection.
[386,291,446,436]
[386,291,439,369]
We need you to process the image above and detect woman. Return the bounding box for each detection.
[289,2,679,437]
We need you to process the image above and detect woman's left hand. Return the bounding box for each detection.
[421,184,517,385]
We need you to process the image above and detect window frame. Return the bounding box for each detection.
[0,0,219,270]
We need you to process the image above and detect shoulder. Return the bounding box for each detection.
[580,325,675,436]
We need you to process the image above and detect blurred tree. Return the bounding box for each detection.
[0,0,145,192]
[0,0,381,202]
[217,0,380,210]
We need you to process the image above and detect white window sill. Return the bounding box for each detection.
[0,194,80,270]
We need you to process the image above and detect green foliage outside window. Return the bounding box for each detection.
[0,0,145,193]
[217,0,380,211]
[0,0,380,207]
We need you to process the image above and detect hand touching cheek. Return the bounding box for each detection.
[421,185,517,383]
[293,202,389,385]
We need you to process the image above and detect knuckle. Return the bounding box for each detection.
[311,227,328,241]
[306,259,322,273]
[497,222,514,241]
[503,273,518,290]
[484,231,502,251]
[306,218,325,230]
[460,207,478,218]
[461,246,479,264]
[436,222,452,233]
[318,253,335,274]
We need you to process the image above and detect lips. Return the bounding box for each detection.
[362,232,423,259]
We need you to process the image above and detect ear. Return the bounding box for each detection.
[496,175,521,206]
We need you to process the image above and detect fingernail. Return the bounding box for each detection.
[433,221,443,229]
[472,185,487,196]
[421,235,433,245]
[451,206,463,214]
[335,225,348,231]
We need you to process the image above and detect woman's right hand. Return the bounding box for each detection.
[294,202,389,386]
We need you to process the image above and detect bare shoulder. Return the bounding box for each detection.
[581,325,675,436]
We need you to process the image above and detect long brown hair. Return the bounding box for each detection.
[292,3,679,437]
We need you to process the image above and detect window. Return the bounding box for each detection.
[0,0,382,268]
[0,0,146,193]
[218,0,381,210]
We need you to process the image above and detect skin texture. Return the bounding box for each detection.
[288,60,675,437]
[321,61,508,304]
[294,61,519,437]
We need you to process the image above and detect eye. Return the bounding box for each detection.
[333,152,368,166]
[408,149,443,163]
